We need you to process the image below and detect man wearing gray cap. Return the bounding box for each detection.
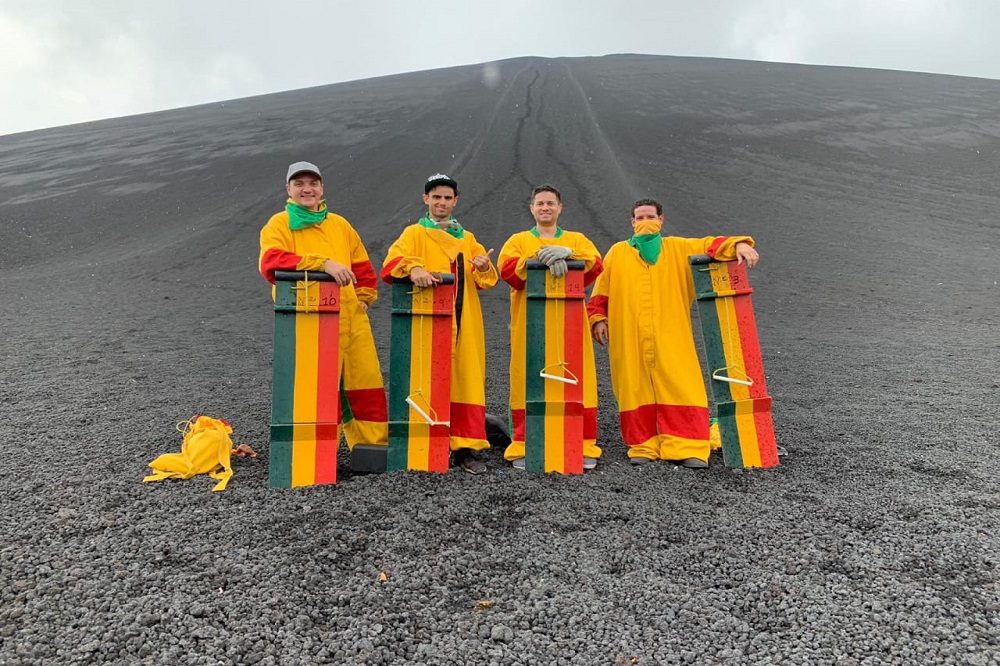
[259,161,388,455]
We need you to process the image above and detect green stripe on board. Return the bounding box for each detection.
[525,271,547,404]
[715,401,745,468]
[524,401,546,473]
[697,298,735,405]
[269,281,297,488]
[268,424,293,488]
[387,282,414,471]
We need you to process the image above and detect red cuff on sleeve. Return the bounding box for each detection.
[706,236,728,259]
[260,248,303,284]
[380,256,403,284]
[587,295,609,319]
[500,257,525,290]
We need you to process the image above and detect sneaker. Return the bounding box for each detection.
[511,457,525,470]
[679,457,708,469]
[583,457,597,470]
[629,456,655,466]
[454,449,487,475]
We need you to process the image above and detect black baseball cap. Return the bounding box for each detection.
[424,173,458,194]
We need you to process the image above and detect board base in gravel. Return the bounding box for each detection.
[524,260,586,474]
[689,255,778,469]
[388,275,455,472]
[269,271,341,487]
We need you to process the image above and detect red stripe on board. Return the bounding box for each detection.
[429,304,453,469]
[380,256,404,283]
[563,300,584,404]
[583,257,603,286]
[500,257,526,290]
[260,248,303,284]
[706,236,728,258]
[314,282,341,484]
[314,423,339,484]
[343,387,387,422]
[754,406,779,468]
[563,401,584,473]
[727,262,769,397]
[511,409,525,441]
[316,282,340,423]
[451,402,486,439]
[587,295,609,320]
[351,260,378,292]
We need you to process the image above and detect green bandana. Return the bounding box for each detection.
[530,226,564,238]
[628,233,662,265]
[419,215,464,239]
[286,199,329,230]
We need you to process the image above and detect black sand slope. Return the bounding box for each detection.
[1,55,999,664]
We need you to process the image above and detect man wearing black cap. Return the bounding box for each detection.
[259,161,388,452]
[381,174,498,474]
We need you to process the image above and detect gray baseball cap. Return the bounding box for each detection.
[286,161,322,182]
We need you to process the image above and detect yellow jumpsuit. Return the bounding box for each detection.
[588,235,753,462]
[381,224,498,451]
[259,210,388,448]
[498,229,603,461]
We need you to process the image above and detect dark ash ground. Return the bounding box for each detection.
[1,55,998,664]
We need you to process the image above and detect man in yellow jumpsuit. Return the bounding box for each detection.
[498,184,604,470]
[588,198,760,467]
[381,174,498,474]
[258,161,388,450]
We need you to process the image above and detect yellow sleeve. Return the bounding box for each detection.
[587,244,613,325]
[345,222,379,305]
[684,235,754,260]
[381,226,424,281]
[497,232,536,290]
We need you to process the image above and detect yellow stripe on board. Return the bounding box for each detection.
[734,400,762,467]
[291,423,317,487]
[544,404,565,473]
[293,311,320,423]
[714,296,751,402]
[406,315,436,471]
[292,309,320,487]
[543,298,568,403]
[408,422,430,471]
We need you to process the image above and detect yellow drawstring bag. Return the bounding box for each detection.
[709,417,722,452]
[143,416,234,492]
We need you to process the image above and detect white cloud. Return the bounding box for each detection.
[1,0,998,135]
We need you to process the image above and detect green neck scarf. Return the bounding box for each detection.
[419,215,464,239]
[530,226,564,238]
[628,233,662,265]
[286,199,328,230]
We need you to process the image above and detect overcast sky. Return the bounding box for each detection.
[2,0,997,136]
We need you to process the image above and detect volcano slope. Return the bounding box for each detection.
[1,54,998,664]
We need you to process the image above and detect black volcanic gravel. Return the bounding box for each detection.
[1,55,998,665]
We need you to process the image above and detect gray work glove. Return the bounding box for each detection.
[549,258,568,277]
[536,245,573,266]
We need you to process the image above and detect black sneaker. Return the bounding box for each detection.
[454,449,487,475]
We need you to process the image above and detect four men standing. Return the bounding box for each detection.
[259,164,761,474]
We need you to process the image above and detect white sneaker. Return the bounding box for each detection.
[583,457,597,470]
[511,458,525,470]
